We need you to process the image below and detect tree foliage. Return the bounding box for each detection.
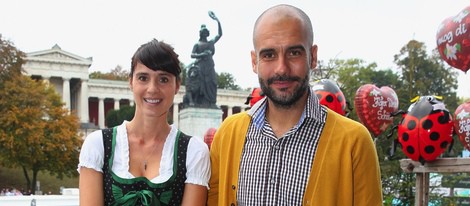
[0,36,82,192]
[89,65,129,81]
[106,105,135,128]
[0,34,25,85]
[0,75,82,192]
[394,40,459,111]
[217,72,240,90]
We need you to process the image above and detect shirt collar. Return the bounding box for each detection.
[248,87,325,129]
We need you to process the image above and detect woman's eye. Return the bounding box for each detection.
[137,76,148,81]
[160,77,169,83]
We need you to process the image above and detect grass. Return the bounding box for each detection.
[0,165,78,195]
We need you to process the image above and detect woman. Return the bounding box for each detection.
[78,39,210,206]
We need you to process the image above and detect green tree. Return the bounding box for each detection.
[217,72,240,90]
[180,62,188,85]
[0,36,82,192]
[0,75,82,192]
[89,65,129,81]
[394,40,459,111]
[0,34,25,84]
[106,105,135,128]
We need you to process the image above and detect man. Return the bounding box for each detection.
[208,4,383,206]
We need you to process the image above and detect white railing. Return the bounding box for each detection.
[0,189,79,206]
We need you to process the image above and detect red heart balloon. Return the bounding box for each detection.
[436,6,470,73]
[454,101,470,151]
[354,84,399,137]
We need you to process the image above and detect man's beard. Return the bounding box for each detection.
[259,74,309,109]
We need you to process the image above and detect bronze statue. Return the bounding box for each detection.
[184,11,222,108]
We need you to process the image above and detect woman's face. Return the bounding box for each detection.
[130,62,180,118]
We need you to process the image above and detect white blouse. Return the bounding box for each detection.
[77,121,211,188]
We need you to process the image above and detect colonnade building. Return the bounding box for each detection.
[23,45,251,135]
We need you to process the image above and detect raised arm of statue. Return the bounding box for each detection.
[208,11,222,43]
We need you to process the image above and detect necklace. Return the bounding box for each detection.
[143,142,159,170]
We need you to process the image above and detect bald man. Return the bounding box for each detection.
[208,4,383,206]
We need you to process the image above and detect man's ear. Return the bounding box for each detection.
[251,50,258,74]
[310,45,318,70]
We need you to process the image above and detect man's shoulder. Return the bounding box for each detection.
[325,109,369,133]
[222,112,251,125]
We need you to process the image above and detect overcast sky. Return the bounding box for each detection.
[1,0,469,98]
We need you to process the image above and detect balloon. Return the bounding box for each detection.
[436,6,470,73]
[311,79,347,116]
[397,96,453,163]
[354,84,399,137]
[204,127,217,149]
[244,88,265,107]
[454,101,470,151]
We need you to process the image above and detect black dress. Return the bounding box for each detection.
[101,127,191,206]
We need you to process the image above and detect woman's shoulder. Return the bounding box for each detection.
[83,129,104,146]
[184,135,209,158]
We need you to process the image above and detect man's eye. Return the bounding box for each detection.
[261,52,275,60]
[289,49,302,56]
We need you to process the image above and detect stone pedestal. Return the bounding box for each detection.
[178,107,223,140]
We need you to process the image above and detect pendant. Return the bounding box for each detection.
[144,161,147,170]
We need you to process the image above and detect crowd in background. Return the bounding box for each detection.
[0,188,25,196]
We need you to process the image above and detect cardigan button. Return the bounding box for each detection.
[231,185,236,190]
[231,203,235,206]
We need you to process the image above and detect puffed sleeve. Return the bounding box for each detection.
[185,136,211,189]
[77,130,104,173]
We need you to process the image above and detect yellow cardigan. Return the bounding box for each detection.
[208,108,383,206]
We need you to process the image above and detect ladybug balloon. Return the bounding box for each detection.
[245,88,265,107]
[454,101,470,151]
[397,96,453,164]
[436,6,470,73]
[311,79,347,116]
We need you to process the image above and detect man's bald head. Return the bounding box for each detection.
[252,4,314,48]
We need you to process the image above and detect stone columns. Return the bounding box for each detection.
[80,79,89,123]
[62,77,71,110]
[98,97,105,128]
[114,99,120,110]
[227,106,233,116]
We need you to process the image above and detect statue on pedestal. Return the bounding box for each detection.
[183,11,222,108]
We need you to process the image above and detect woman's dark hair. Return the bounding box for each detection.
[130,39,181,80]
